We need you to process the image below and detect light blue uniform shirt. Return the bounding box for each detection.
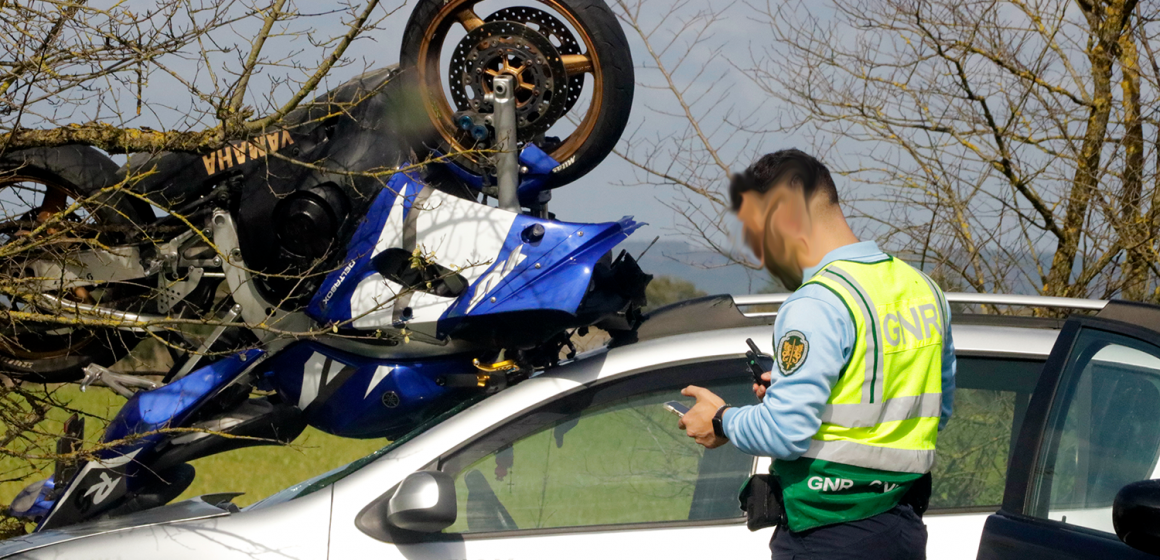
[722,241,956,460]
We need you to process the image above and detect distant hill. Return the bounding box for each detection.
[620,239,1060,300]
[620,239,775,296]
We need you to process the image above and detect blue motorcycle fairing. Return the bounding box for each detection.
[8,477,54,520]
[513,143,559,206]
[437,144,559,207]
[306,170,412,323]
[437,214,642,334]
[33,351,262,529]
[305,159,641,342]
[258,341,474,439]
[102,349,265,447]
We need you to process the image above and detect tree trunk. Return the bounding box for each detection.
[1119,16,1147,301]
[1045,0,1132,297]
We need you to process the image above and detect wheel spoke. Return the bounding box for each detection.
[561,54,594,75]
[455,7,485,32]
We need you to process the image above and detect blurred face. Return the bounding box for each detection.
[736,187,810,290]
[737,191,769,261]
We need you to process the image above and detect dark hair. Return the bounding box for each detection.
[729,149,839,211]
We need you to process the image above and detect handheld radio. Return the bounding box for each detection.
[745,338,773,388]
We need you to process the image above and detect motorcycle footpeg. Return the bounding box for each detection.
[472,358,520,374]
[80,364,157,398]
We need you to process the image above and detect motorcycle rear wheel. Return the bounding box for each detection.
[0,160,149,383]
[399,0,634,189]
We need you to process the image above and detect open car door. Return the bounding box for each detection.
[977,301,1160,559]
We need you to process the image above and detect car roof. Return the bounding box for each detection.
[621,292,1104,356]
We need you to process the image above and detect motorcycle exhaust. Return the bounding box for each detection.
[36,293,171,332]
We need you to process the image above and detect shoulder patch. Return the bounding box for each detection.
[778,330,809,376]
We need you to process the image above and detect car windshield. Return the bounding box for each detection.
[245,395,485,510]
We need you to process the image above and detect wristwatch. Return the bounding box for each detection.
[713,405,730,439]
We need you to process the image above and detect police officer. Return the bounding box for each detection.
[678,149,956,560]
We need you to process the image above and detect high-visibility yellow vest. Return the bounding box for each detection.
[775,256,947,531]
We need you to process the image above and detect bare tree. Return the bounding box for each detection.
[611,0,777,288]
[0,0,395,152]
[613,0,1160,303]
[749,0,1160,301]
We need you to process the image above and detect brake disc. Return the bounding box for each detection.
[448,20,569,141]
[484,7,586,113]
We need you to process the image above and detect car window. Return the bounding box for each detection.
[439,361,755,534]
[247,395,486,510]
[1031,329,1160,534]
[930,356,1043,511]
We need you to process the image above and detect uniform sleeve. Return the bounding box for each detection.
[721,287,855,460]
[939,296,956,431]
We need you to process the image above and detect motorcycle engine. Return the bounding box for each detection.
[273,184,350,261]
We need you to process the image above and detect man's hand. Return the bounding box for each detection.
[753,371,772,400]
[678,385,728,449]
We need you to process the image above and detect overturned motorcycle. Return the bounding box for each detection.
[2,0,647,531]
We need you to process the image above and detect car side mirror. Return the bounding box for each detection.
[385,471,457,533]
[1114,479,1160,556]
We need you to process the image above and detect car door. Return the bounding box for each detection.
[347,358,774,559]
[924,353,1045,560]
[977,302,1160,559]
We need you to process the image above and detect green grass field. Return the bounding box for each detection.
[0,385,387,510]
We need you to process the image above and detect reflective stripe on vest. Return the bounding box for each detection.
[819,267,885,404]
[799,439,935,474]
[796,258,945,474]
[820,392,942,427]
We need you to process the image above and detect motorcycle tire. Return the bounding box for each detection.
[399,0,634,189]
[0,146,154,383]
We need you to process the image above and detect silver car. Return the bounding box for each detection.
[4,292,1158,560]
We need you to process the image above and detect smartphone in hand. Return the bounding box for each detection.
[664,401,690,418]
[746,338,773,388]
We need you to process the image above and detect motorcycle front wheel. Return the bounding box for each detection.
[399,0,634,189]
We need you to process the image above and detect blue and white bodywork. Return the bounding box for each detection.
[307,163,643,350]
[256,341,475,439]
[32,351,265,530]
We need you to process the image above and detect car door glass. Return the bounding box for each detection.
[931,356,1042,511]
[441,371,754,534]
[1032,330,1160,534]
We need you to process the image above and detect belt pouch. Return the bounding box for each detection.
[738,473,786,531]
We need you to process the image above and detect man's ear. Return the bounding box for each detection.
[767,185,811,241]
